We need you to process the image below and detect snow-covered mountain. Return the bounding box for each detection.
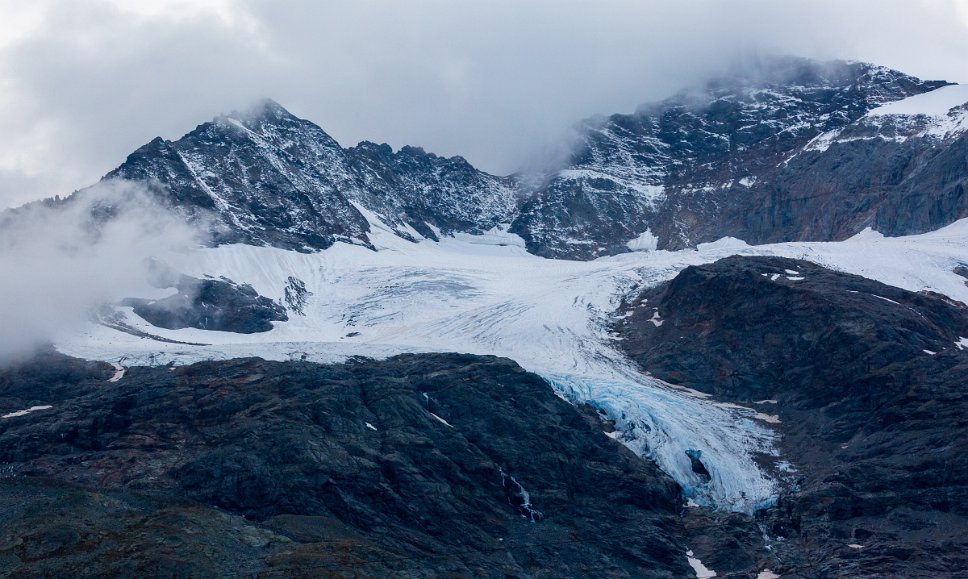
[99,57,967,260]
[108,99,517,251]
[5,56,968,577]
[510,58,955,257]
[22,54,968,517]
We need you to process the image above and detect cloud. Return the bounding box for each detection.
[1,0,968,207]
[0,180,205,363]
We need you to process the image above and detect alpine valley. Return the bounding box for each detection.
[3,57,968,578]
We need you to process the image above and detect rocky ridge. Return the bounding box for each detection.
[106,100,517,252]
[77,57,966,260]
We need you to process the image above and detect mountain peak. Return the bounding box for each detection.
[222,98,299,128]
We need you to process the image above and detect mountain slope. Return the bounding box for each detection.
[510,58,952,257]
[108,100,370,251]
[616,255,968,576]
[0,351,694,577]
[774,84,968,241]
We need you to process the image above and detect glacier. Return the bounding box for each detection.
[57,214,968,514]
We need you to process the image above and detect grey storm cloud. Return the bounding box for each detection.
[1,0,968,208]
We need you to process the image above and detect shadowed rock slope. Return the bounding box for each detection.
[0,351,699,577]
[616,255,968,577]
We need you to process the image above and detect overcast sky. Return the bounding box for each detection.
[2,0,968,208]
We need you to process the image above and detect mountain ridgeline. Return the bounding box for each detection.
[99,58,967,259]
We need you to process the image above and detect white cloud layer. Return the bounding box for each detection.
[1,0,968,207]
[0,181,203,362]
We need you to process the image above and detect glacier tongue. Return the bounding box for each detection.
[57,217,968,513]
[548,371,779,512]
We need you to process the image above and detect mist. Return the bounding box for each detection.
[1,0,968,207]
[0,181,205,363]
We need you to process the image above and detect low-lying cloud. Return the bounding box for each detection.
[0,180,204,363]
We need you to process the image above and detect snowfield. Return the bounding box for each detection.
[866,83,968,117]
[57,215,968,514]
[805,83,968,153]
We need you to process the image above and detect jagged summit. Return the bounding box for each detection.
[85,58,968,259]
[215,98,344,149]
[104,97,516,251]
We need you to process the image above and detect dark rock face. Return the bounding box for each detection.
[283,275,311,315]
[122,275,287,334]
[511,58,951,257]
[751,106,968,244]
[346,141,518,240]
[0,350,693,577]
[616,255,968,576]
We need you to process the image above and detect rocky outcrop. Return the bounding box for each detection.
[0,350,696,577]
[122,275,287,334]
[346,141,518,240]
[616,255,968,576]
[107,100,371,251]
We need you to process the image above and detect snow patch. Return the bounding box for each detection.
[849,226,886,241]
[2,405,53,419]
[450,227,527,248]
[557,168,666,205]
[500,468,542,522]
[108,362,125,382]
[686,550,717,578]
[697,237,749,252]
[428,412,454,428]
[757,570,780,579]
[365,422,378,431]
[627,229,658,252]
[754,413,781,424]
[867,84,968,117]
[802,127,844,153]
[872,294,900,305]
